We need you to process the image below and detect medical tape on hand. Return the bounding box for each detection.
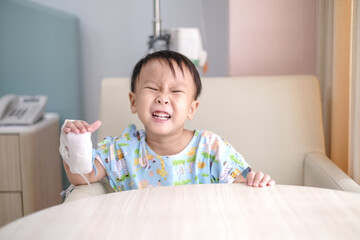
[59,120,95,196]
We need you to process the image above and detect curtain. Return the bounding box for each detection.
[349,0,360,183]
[331,0,352,173]
[316,0,360,183]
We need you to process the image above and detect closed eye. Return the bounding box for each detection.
[172,90,185,94]
[146,87,158,91]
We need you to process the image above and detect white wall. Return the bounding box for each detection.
[29,0,229,140]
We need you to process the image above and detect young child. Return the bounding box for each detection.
[61,50,275,191]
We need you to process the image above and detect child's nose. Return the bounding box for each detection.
[156,95,169,104]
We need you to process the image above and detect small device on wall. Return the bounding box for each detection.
[0,94,47,125]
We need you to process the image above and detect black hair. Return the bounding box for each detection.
[130,50,202,99]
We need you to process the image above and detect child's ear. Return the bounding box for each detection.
[187,100,199,120]
[129,92,137,113]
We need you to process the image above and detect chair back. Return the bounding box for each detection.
[98,75,325,185]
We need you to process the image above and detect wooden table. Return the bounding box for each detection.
[0,184,359,239]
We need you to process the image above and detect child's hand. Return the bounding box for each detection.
[246,171,275,187]
[63,120,102,134]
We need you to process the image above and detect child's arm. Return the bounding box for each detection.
[61,120,106,185]
[234,171,275,187]
[63,158,106,185]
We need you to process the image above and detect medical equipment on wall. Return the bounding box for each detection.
[148,0,208,72]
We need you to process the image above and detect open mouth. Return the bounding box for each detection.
[152,111,171,120]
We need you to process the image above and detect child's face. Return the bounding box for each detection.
[129,59,199,137]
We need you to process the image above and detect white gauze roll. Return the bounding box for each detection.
[59,120,93,174]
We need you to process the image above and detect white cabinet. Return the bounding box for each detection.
[0,113,63,226]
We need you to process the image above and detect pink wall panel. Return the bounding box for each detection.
[229,0,316,76]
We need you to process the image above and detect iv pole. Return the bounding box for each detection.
[148,0,170,52]
[147,0,208,72]
[153,0,161,37]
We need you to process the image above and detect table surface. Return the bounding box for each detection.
[0,184,359,239]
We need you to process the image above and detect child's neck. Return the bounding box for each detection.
[145,129,194,156]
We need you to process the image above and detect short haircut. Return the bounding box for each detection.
[130,50,202,99]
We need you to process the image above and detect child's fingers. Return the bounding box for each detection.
[267,179,275,186]
[246,171,255,186]
[73,121,89,133]
[63,121,87,134]
[63,127,71,133]
[63,121,79,134]
[87,120,102,133]
[245,171,275,187]
[259,174,271,187]
[63,120,101,134]
[252,171,264,187]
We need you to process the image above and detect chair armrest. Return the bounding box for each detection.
[63,179,113,203]
[304,152,360,193]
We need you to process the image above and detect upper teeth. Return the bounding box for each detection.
[153,112,170,118]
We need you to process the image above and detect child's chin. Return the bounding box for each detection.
[148,125,173,135]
